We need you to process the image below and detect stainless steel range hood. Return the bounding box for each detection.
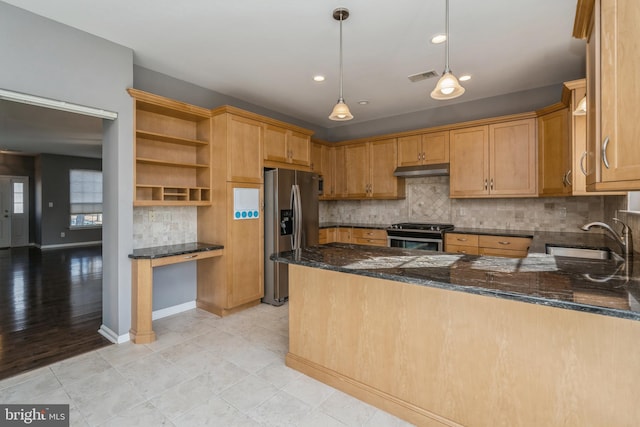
[393,163,450,177]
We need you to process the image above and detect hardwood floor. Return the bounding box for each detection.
[0,245,111,380]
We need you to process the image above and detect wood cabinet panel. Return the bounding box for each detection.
[489,118,537,197]
[227,114,263,183]
[445,233,479,248]
[538,106,571,196]
[345,143,370,198]
[397,131,449,167]
[478,235,531,252]
[578,0,640,190]
[370,138,404,199]
[319,227,337,244]
[450,126,490,197]
[310,142,323,173]
[263,124,289,164]
[263,125,311,169]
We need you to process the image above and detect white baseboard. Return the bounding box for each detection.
[98,301,196,344]
[152,301,197,320]
[40,240,102,250]
[98,324,130,344]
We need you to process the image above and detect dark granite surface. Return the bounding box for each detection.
[320,222,390,230]
[129,242,224,259]
[272,243,640,321]
[449,228,620,254]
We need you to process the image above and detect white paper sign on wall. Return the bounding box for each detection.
[233,188,260,220]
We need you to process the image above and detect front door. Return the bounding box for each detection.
[0,177,10,247]
[10,177,28,247]
[0,176,29,248]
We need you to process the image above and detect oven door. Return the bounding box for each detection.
[387,235,443,252]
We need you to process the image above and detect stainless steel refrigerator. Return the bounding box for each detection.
[263,169,319,306]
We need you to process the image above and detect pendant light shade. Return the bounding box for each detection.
[431,0,465,100]
[329,8,353,121]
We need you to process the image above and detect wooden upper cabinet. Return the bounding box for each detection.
[575,0,640,191]
[128,88,212,207]
[226,114,264,183]
[310,141,323,173]
[537,104,571,197]
[345,143,370,198]
[563,79,625,196]
[333,146,348,198]
[340,139,404,200]
[450,118,537,198]
[490,118,537,197]
[263,124,288,164]
[397,131,449,167]
[320,145,335,198]
[263,124,311,168]
[450,126,490,197]
[370,138,405,199]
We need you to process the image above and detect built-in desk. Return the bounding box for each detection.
[128,242,224,344]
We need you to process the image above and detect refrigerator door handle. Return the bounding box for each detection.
[292,184,302,250]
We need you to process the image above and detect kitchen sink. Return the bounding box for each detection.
[545,245,623,261]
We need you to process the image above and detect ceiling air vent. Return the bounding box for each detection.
[407,70,439,83]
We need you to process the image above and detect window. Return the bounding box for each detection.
[70,169,102,228]
[13,182,24,214]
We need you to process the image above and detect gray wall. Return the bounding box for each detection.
[134,65,327,139]
[37,154,102,247]
[325,84,563,141]
[0,153,36,243]
[0,1,134,337]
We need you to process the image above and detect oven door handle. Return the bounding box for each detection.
[387,235,442,243]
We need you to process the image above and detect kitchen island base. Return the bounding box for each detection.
[285,264,640,427]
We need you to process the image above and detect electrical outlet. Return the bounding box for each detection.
[60,232,65,238]
[148,210,156,222]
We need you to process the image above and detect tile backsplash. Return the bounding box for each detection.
[133,206,197,249]
[320,176,627,232]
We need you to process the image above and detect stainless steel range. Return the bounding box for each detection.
[386,222,455,252]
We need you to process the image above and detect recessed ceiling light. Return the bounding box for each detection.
[358,100,369,105]
[459,74,471,81]
[431,34,447,44]
[313,75,325,82]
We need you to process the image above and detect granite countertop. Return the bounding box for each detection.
[320,222,389,230]
[448,227,620,254]
[272,243,640,321]
[129,242,224,259]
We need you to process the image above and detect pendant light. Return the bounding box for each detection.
[329,8,353,121]
[431,0,465,100]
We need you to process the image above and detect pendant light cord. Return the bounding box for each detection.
[339,12,344,101]
[444,0,450,74]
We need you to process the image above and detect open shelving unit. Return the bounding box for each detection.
[128,88,212,206]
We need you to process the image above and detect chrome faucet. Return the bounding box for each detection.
[581,218,633,258]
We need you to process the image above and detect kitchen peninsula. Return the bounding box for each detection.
[273,244,640,426]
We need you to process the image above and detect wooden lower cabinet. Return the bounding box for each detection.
[197,182,264,316]
[351,228,387,246]
[445,233,531,258]
[322,227,387,246]
[287,264,640,426]
[319,227,337,244]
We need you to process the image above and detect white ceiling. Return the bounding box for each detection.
[1,0,585,156]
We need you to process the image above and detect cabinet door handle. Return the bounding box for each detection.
[490,178,494,190]
[580,151,588,176]
[484,179,488,190]
[456,237,468,242]
[566,170,572,186]
[498,241,511,245]
[602,136,610,169]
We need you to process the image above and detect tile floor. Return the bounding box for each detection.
[0,303,414,426]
